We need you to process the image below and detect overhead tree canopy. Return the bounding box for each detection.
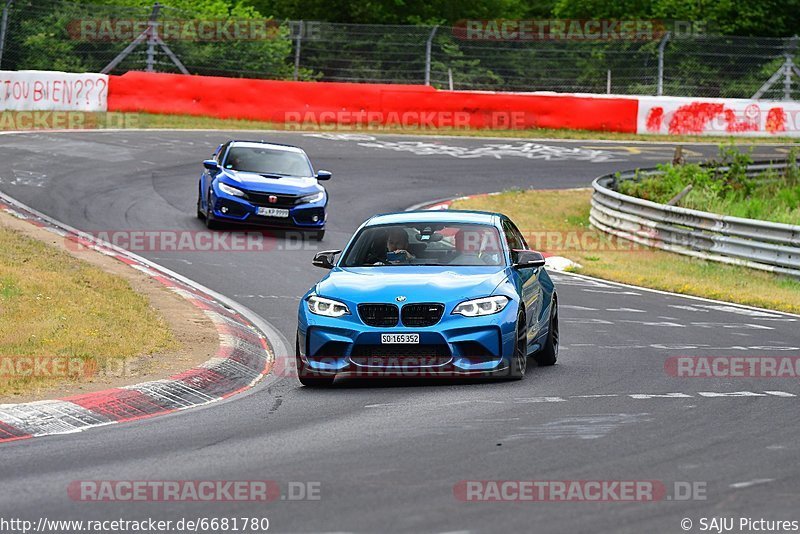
[245,0,800,36]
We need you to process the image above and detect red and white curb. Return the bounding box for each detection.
[412,193,583,272]
[0,193,276,443]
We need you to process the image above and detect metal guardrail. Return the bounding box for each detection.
[589,160,800,278]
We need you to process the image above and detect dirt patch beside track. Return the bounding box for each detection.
[0,209,219,402]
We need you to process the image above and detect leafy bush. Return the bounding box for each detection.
[618,145,800,225]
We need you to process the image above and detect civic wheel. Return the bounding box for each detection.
[196,191,205,220]
[205,192,221,230]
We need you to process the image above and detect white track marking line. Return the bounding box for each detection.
[730,478,774,489]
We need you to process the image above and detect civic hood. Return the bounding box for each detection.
[316,266,509,304]
[221,170,320,195]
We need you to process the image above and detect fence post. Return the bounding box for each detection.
[293,21,303,81]
[0,0,13,69]
[145,3,161,72]
[784,54,793,100]
[657,31,670,96]
[424,25,439,86]
[606,69,611,94]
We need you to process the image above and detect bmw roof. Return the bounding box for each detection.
[228,140,306,153]
[365,210,502,226]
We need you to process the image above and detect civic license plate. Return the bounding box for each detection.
[256,207,289,218]
[381,333,419,344]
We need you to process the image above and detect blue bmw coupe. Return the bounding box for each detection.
[197,140,331,240]
[295,210,559,386]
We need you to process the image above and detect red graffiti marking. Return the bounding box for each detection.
[723,109,758,133]
[645,106,663,132]
[766,107,786,134]
[667,102,724,135]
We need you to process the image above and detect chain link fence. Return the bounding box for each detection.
[3,0,800,99]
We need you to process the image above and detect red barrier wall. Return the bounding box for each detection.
[108,71,639,132]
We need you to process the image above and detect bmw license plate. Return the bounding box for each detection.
[381,333,419,344]
[256,207,289,218]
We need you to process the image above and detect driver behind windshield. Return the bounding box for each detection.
[384,228,415,263]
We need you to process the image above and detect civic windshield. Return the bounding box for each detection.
[223,146,313,177]
[341,223,505,267]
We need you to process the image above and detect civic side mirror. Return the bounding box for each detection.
[512,249,546,269]
[312,250,341,269]
[203,159,220,171]
[316,170,332,181]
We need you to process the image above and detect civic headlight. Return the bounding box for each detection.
[300,191,325,204]
[307,295,350,317]
[218,182,246,198]
[452,296,509,317]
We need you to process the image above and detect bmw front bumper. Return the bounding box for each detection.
[296,301,519,377]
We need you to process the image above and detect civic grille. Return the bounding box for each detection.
[358,304,399,327]
[350,344,451,367]
[244,191,302,208]
[401,303,445,327]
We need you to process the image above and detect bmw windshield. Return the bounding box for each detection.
[223,146,313,177]
[341,223,505,267]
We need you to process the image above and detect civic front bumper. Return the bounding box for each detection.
[211,192,326,228]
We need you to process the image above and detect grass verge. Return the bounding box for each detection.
[451,189,800,314]
[0,222,176,397]
[19,111,800,144]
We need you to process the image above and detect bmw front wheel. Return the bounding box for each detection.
[534,299,559,366]
[509,313,527,380]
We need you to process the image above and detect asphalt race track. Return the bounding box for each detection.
[1,131,798,533]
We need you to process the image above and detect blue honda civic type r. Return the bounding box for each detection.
[197,140,332,240]
[295,210,559,386]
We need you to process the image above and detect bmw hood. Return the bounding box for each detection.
[315,266,509,305]
[221,170,321,195]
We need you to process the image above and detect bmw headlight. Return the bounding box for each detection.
[300,191,325,204]
[452,296,509,317]
[307,295,350,317]
[218,182,246,198]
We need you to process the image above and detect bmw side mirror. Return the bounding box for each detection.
[512,250,546,269]
[203,159,220,171]
[312,250,341,269]
[316,170,332,181]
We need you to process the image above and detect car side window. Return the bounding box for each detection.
[215,143,230,164]
[502,220,524,251]
[506,220,528,249]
